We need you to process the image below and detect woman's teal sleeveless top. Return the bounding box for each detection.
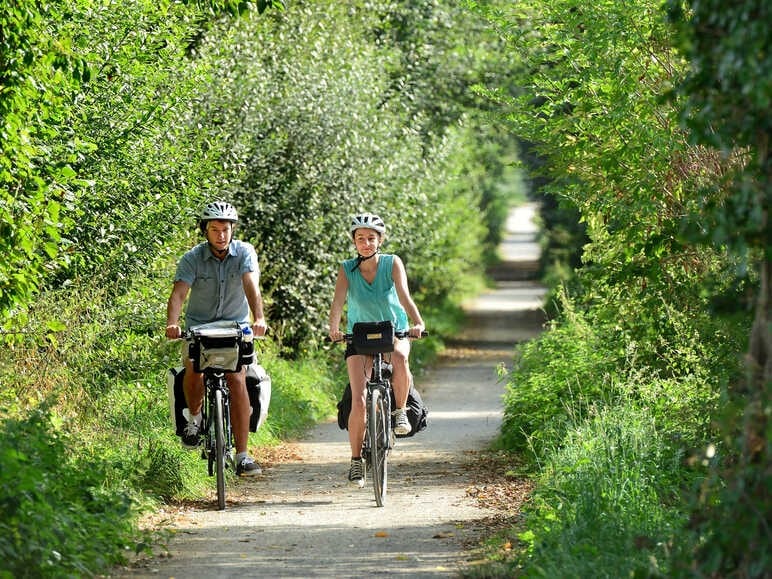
[343,253,408,333]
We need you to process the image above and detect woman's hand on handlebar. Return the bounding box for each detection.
[408,323,426,339]
[328,327,344,343]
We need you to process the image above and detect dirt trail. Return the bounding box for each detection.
[114,203,546,578]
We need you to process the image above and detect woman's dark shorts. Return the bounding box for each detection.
[344,343,372,359]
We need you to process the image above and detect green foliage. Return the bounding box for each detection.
[516,404,687,577]
[674,421,772,578]
[0,0,286,308]
[500,298,620,458]
[0,407,147,577]
[0,1,82,314]
[0,0,523,574]
[667,0,769,258]
[469,1,764,574]
[664,3,771,576]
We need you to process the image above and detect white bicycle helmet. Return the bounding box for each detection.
[199,201,238,233]
[350,213,386,236]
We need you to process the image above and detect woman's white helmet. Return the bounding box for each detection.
[350,213,386,236]
[199,201,238,233]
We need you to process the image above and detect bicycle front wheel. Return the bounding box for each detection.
[213,389,227,510]
[368,387,389,507]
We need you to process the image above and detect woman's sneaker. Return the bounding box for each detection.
[348,458,365,488]
[236,456,262,476]
[393,407,412,436]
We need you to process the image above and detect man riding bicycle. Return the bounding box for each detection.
[328,213,426,487]
[165,200,268,476]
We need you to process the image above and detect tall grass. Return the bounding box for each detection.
[517,403,686,577]
[493,282,749,576]
[0,406,154,577]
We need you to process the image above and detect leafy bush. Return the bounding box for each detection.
[501,295,621,459]
[502,285,745,462]
[517,404,687,577]
[0,407,146,577]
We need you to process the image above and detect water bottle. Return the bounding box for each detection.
[241,325,255,365]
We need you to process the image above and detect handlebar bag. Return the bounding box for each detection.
[189,331,242,372]
[352,321,394,354]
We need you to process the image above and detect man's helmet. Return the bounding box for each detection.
[350,213,386,236]
[199,201,238,233]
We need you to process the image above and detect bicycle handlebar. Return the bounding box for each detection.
[175,329,266,341]
[327,330,428,344]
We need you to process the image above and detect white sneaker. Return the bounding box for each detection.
[181,409,202,449]
[393,408,412,436]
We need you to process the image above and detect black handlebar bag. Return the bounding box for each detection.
[352,321,394,355]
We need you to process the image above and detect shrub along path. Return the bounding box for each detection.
[114,204,545,578]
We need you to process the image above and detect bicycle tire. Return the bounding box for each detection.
[214,388,227,510]
[368,387,389,507]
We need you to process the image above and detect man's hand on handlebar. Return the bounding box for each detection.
[166,324,182,340]
[252,317,268,338]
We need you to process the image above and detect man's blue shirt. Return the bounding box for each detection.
[174,239,258,328]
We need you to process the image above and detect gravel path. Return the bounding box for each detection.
[113,203,545,578]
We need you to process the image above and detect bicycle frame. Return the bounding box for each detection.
[335,324,426,507]
[182,321,249,510]
[201,370,235,509]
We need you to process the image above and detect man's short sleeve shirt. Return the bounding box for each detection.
[174,239,258,327]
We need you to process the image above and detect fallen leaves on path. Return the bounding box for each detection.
[465,449,533,516]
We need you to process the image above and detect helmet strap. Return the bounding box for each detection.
[350,251,378,272]
[209,243,230,259]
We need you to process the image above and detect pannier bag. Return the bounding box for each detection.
[246,363,272,432]
[336,379,428,438]
[336,384,352,430]
[391,379,428,437]
[352,321,394,355]
[167,363,272,435]
[167,366,188,437]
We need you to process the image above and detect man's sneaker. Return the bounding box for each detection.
[181,409,202,449]
[348,458,365,488]
[236,456,262,477]
[393,407,412,436]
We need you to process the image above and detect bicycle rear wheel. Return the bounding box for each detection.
[368,387,389,507]
[213,389,227,510]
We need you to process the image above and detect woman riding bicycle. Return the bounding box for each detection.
[165,200,268,477]
[328,213,426,487]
